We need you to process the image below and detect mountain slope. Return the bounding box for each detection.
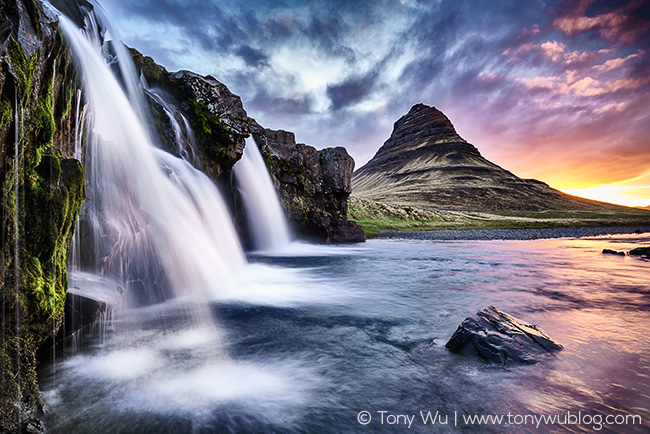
[353,104,626,211]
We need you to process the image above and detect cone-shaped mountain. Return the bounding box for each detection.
[352,104,621,211]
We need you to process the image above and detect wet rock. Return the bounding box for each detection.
[130,51,364,243]
[37,272,123,366]
[1,0,87,430]
[602,249,625,256]
[252,124,365,243]
[445,306,563,366]
[629,246,650,256]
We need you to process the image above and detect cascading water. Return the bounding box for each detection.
[87,0,147,122]
[59,15,245,310]
[234,138,292,251]
[40,6,328,432]
[144,87,198,165]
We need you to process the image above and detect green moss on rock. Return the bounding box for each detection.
[7,38,38,103]
[188,99,231,163]
[129,48,168,84]
[34,99,55,149]
[1,21,85,431]
[0,98,12,130]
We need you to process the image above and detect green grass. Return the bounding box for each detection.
[348,196,650,238]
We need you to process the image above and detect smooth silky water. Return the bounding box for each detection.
[234,137,293,252]
[40,234,650,433]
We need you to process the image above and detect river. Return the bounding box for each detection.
[39,233,649,433]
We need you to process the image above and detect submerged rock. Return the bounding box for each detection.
[445,306,563,366]
[602,249,625,256]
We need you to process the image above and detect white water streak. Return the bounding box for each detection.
[234,138,292,251]
[60,16,245,307]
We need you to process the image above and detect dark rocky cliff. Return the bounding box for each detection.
[131,49,365,243]
[251,124,365,243]
[353,104,627,212]
[131,51,250,189]
[1,0,85,431]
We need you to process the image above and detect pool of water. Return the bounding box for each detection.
[40,234,650,433]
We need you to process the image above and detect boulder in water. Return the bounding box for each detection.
[629,246,650,256]
[602,249,625,256]
[445,306,563,366]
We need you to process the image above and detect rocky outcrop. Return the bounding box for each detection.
[251,124,365,243]
[1,0,361,429]
[1,0,86,431]
[629,246,650,256]
[1,4,365,426]
[37,272,123,363]
[353,104,631,212]
[446,306,563,366]
[131,49,365,243]
[602,249,625,256]
[131,49,249,188]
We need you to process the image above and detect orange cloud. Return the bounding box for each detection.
[593,102,628,114]
[452,1,650,207]
[581,76,650,96]
[593,50,646,73]
[517,74,649,97]
[505,38,615,68]
[515,76,556,90]
[553,0,650,44]
[502,43,536,62]
[540,41,566,62]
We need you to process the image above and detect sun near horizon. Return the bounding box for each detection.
[560,185,650,208]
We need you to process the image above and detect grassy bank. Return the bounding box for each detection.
[348,196,650,238]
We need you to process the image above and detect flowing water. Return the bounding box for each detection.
[143,87,199,165]
[59,15,245,309]
[234,138,293,252]
[39,234,649,433]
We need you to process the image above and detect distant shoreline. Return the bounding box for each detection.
[377,226,650,241]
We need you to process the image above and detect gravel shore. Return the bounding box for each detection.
[377,226,650,241]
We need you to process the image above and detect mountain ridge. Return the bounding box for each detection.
[353,104,630,212]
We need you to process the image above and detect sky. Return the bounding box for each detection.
[99,0,650,207]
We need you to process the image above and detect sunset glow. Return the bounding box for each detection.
[561,170,650,207]
[562,185,650,208]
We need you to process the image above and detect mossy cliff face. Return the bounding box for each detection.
[131,49,249,190]
[1,1,85,431]
[131,50,365,243]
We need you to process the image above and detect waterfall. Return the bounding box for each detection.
[59,15,245,308]
[234,138,292,251]
[88,0,147,121]
[144,88,198,166]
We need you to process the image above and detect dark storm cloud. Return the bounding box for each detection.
[326,80,364,111]
[248,90,316,116]
[235,45,270,68]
